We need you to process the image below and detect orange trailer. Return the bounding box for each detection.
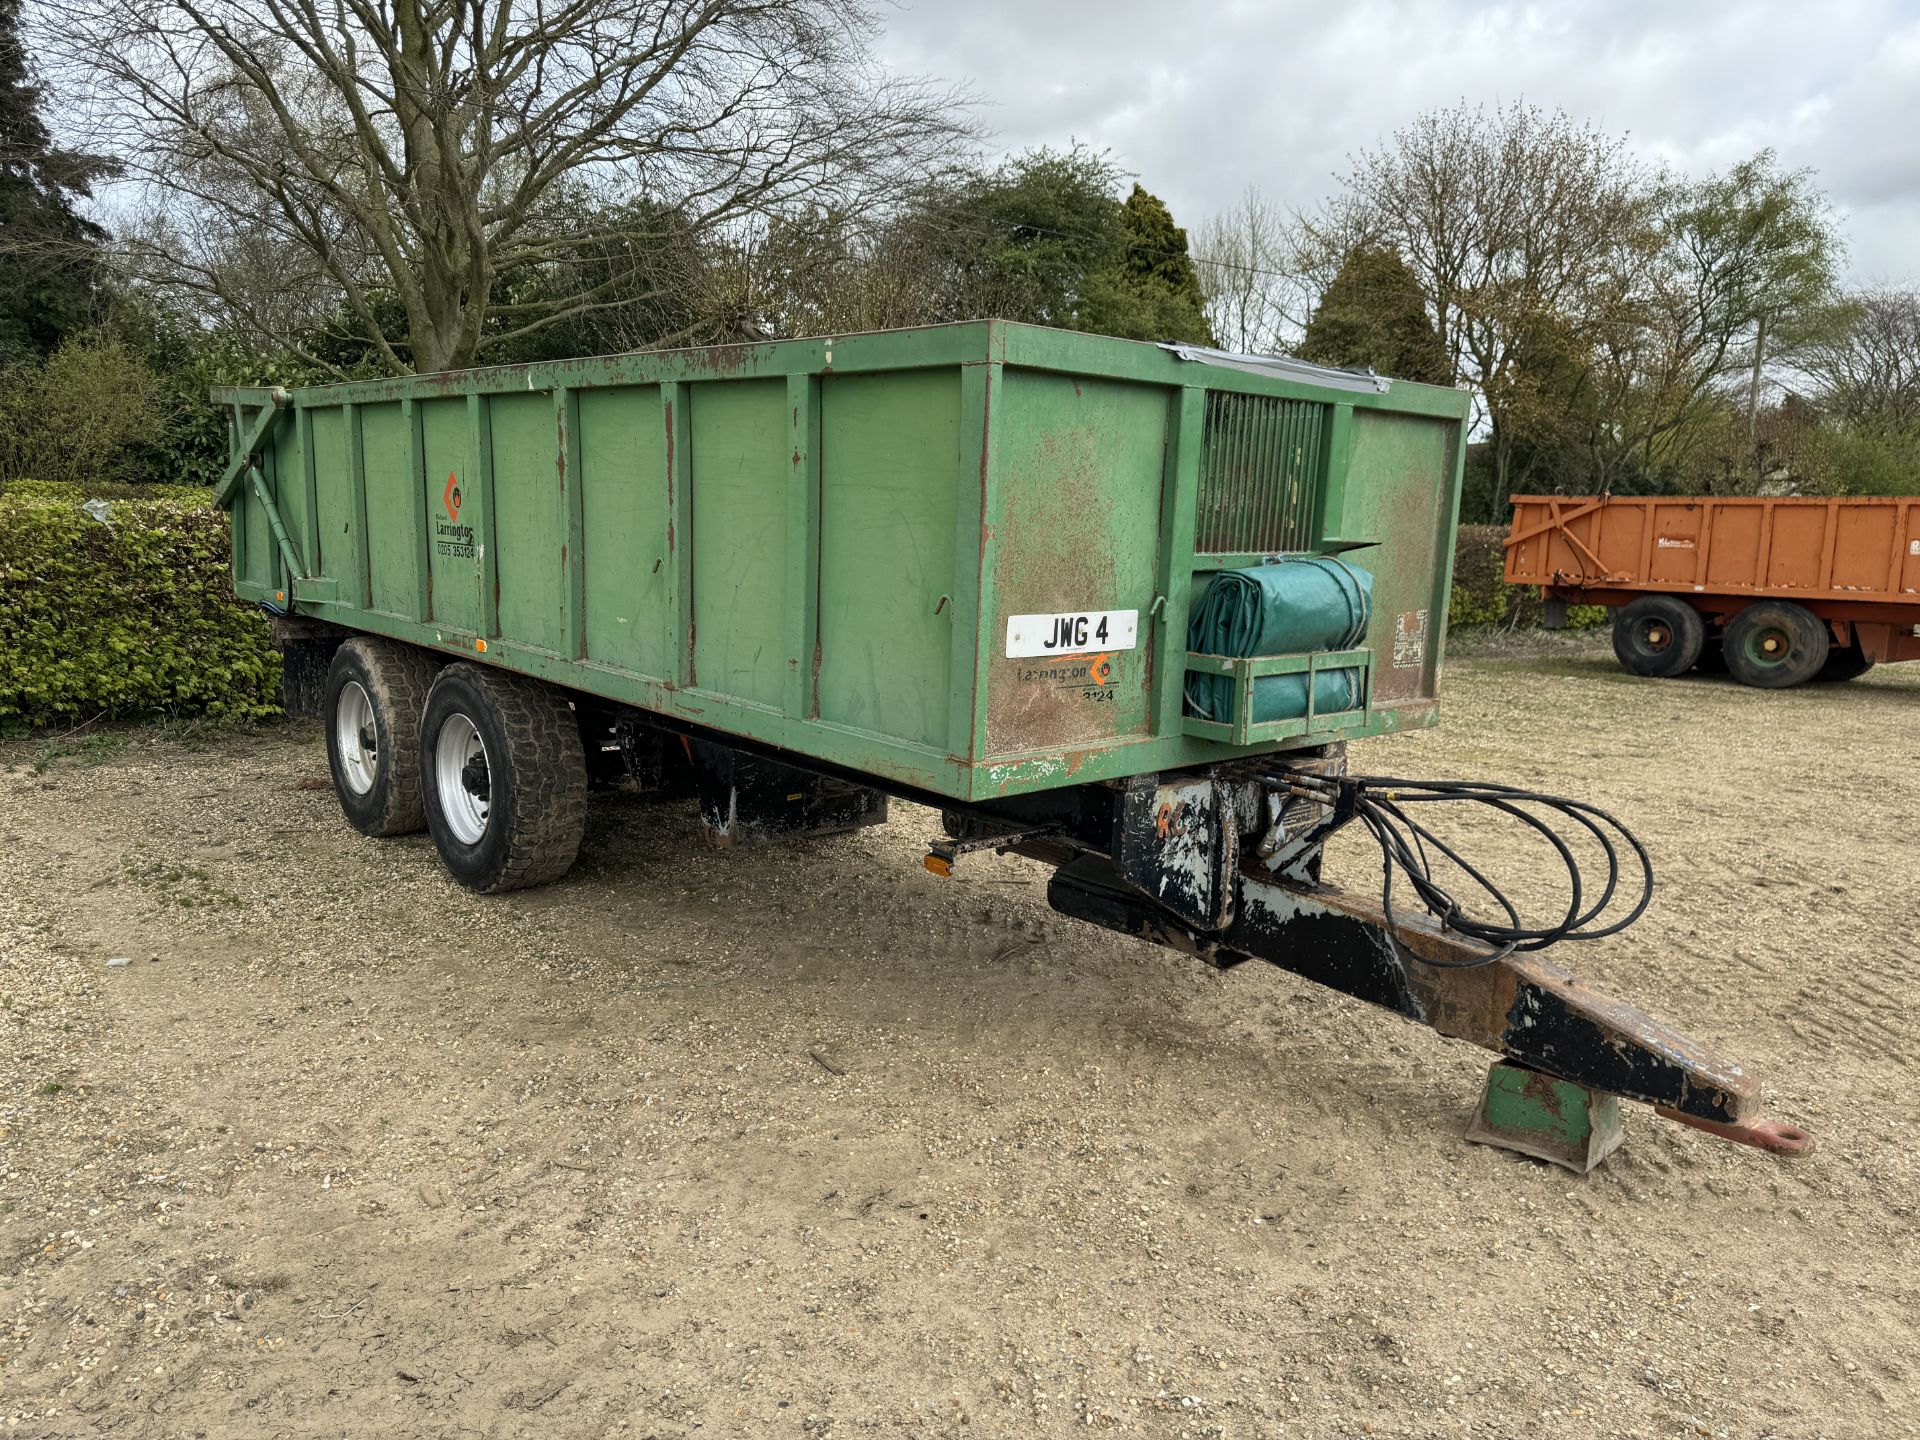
[1505,494,1920,687]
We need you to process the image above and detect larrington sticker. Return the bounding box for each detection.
[1005,609,1138,659]
[435,469,475,558]
[1013,653,1119,703]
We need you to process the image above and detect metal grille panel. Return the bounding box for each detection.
[1196,392,1325,555]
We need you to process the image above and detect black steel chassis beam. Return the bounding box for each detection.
[1046,854,1811,1156]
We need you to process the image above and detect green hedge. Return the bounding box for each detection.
[2,476,214,505]
[1449,523,1607,632]
[0,480,280,731]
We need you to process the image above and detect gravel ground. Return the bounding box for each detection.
[2,643,1916,1439]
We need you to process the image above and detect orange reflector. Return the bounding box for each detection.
[474,638,488,653]
[923,854,952,878]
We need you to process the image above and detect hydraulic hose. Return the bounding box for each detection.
[1273,773,1656,967]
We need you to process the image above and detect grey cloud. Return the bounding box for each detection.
[876,0,1920,285]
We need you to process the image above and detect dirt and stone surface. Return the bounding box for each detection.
[2,641,1915,1438]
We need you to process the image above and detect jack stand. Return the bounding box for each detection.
[1466,1061,1625,1173]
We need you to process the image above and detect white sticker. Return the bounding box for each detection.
[1005,609,1138,658]
[1910,539,1919,556]
[1392,609,1428,668]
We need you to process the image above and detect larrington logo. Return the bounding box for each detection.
[1011,651,1117,703]
[435,470,475,559]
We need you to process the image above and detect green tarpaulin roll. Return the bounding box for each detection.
[1183,557,1373,725]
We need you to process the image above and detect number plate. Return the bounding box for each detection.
[1004,609,1138,658]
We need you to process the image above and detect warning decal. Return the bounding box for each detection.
[1392,609,1428,669]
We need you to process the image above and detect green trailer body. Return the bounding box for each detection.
[216,321,1469,804]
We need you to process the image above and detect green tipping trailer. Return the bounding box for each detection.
[216,320,1808,1166]
[218,321,1464,798]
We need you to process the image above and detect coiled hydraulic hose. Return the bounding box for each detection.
[1275,773,1656,967]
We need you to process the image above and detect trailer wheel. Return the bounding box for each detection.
[419,664,587,893]
[324,638,435,836]
[1724,602,1829,688]
[1611,596,1704,677]
[1815,642,1875,683]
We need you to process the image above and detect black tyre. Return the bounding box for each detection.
[1611,596,1705,678]
[419,664,587,893]
[324,638,436,836]
[1723,602,1829,689]
[1815,642,1875,683]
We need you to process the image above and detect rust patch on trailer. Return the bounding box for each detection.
[984,427,1134,758]
[689,341,766,377]
[1364,464,1448,705]
[1518,1065,1573,1123]
[1228,874,1764,1126]
[1653,1107,1813,1156]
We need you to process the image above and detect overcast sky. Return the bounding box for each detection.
[875,0,1920,288]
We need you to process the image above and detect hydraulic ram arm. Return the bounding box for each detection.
[1046,854,1811,1156]
[211,386,290,510]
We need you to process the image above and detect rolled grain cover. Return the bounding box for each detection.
[1183,557,1373,722]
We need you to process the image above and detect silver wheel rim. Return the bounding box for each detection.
[434,713,491,845]
[335,681,378,796]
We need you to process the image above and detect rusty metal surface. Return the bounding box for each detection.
[1653,1107,1814,1156]
[984,385,1148,760]
[1045,846,1781,1134]
[1110,777,1238,930]
[1241,874,1761,1124]
[1353,417,1454,707]
[1507,494,1920,625]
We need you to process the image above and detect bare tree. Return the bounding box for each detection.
[46,0,971,373]
[1797,287,1920,433]
[1191,187,1304,355]
[1297,101,1655,495]
[698,201,955,340]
